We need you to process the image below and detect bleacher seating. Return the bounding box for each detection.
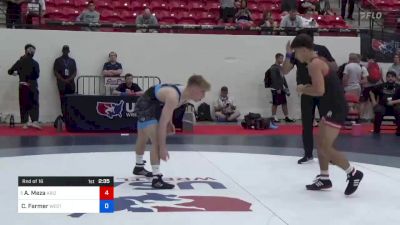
[35,0,352,28]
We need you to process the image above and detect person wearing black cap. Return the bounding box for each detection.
[282,31,337,164]
[53,45,77,118]
[8,43,41,129]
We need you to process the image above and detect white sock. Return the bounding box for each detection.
[320,170,329,176]
[345,165,355,174]
[136,154,144,165]
[152,165,161,176]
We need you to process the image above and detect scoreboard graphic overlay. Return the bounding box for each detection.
[18,177,114,213]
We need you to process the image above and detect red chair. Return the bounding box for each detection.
[177,11,197,24]
[46,6,64,20]
[54,0,74,7]
[325,15,346,26]
[149,1,168,11]
[188,1,207,14]
[112,1,131,11]
[252,12,264,24]
[96,0,113,10]
[100,9,120,22]
[170,1,187,11]
[159,12,178,24]
[132,1,148,11]
[248,3,262,13]
[45,0,56,8]
[120,10,134,22]
[153,9,171,20]
[197,12,217,24]
[62,7,80,20]
[205,2,220,15]
[74,0,88,9]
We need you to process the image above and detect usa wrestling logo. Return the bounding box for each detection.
[96,100,136,119]
[69,177,252,217]
[96,100,124,119]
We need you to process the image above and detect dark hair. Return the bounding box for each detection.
[387,71,397,77]
[275,53,283,59]
[125,73,133,79]
[221,86,228,92]
[109,51,117,57]
[290,33,314,50]
[297,29,314,40]
[25,44,35,50]
[88,0,94,5]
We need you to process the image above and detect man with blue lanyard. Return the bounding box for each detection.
[53,45,77,117]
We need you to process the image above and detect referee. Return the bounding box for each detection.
[282,32,337,164]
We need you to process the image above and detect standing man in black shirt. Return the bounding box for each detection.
[53,45,77,118]
[112,73,143,96]
[369,71,400,136]
[8,44,41,129]
[282,33,337,164]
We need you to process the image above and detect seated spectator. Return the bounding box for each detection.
[220,0,236,23]
[136,8,158,33]
[268,53,295,123]
[280,9,303,28]
[235,0,253,26]
[112,73,143,96]
[102,51,123,77]
[214,86,240,122]
[260,10,278,28]
[25,0,46,27]
[76,0,100,31]
[315,0,333,15]
[369,71,400,136]
[343,53,363,97]
[388,54,400,78]
[260,11,278,35]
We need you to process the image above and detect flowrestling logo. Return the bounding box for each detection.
[96,100,136,119]
[69,177,252,217]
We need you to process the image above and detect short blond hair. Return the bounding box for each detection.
[187,74,211,91]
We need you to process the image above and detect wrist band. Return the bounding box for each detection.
[286,53,293,60]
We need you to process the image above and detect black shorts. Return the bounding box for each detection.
[319,103,348,129]
[220,7,236,21]
[271,90,287,106]
[360,86,373,102]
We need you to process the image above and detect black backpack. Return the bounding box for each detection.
[196,102,213,121]
[173,103,194,129]
[264,68,272,88]
[241,113,271,130]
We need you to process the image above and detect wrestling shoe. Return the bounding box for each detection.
[344,169,363,196]
[133,160,153,177]
[297,156,313,164]
[152,175,175,189]
[306,175,332,191]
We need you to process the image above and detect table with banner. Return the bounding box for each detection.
[63,94,139,132]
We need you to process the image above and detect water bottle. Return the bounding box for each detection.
[57,117,63,132]
[10,115,15,128]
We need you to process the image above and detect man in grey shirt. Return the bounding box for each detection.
[280,9,303,28]
[76,0,100,31]
[343,53,363,97]
[389,54,400,82]
[136,8,158,33]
